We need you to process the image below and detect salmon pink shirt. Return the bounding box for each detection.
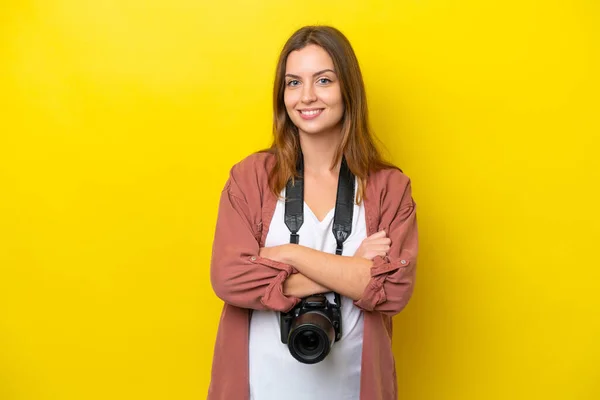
[208,151,418,400]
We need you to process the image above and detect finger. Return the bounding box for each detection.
[369,230,387,239]
[364,250,389,260]
[370,238,392,246]
[381,244,391,251]
[370,244,390,252]
[362,231,386,245]
[365,242,390,251]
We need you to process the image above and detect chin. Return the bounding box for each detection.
[297,125,325,135]
[293,121,339,136]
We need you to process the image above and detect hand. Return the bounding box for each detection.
[259,244,290,263]
[354,230,391,260]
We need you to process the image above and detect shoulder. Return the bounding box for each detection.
[367,166,415,208]
[369,166,411,187]
[230,150,276,177]
[225,150,275,199]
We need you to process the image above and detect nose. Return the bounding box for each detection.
[301,83,317,104]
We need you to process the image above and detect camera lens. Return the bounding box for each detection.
[298,331,319,352]
[290,326,327,362]
[287,311,335,364]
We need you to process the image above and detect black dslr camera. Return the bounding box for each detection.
[280,294,342,364]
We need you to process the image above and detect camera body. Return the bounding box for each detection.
[280,294,342,364]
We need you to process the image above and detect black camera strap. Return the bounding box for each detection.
[332,156,356,256]
[284,156,304,245]
[284,153,355,309]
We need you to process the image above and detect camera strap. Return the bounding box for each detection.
[284,152,355,307]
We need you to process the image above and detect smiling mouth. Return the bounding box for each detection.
[298,109,324,119]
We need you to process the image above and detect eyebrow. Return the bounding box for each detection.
[285,69,336,79]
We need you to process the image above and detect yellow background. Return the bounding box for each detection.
[1,1,598,399]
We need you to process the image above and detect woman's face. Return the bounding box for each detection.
[283,44,344,137]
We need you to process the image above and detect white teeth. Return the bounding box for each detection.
[300,109,322,116]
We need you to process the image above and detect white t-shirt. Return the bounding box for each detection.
[249,179,367,400]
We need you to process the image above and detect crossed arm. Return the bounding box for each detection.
[260,230,390,300]
[210,164,417,315]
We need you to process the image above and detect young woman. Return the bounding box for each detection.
[208,25,418,400]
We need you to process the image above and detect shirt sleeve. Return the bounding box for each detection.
[354,174,418,316]
[210,170,301,312]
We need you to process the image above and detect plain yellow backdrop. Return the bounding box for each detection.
[1,1,598,399]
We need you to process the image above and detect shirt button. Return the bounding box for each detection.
[251,256,257,261]
[400,259,407,265]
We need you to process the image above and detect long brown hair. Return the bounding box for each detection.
[264,25,397,203]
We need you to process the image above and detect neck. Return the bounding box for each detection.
[298,127,343,176]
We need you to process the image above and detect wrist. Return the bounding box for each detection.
[281,243,298,265]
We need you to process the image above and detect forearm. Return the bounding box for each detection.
[212,252,301,312]
[282,244,372,301]
[283,273,330,298]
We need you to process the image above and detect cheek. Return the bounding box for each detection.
[325,91,344,121]
[320,89,343,109]
[283,90,297,112]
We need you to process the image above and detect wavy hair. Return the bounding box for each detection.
[264,25,397,203]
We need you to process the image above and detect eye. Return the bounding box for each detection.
[286,80,300,87]
[317,78,332,84]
